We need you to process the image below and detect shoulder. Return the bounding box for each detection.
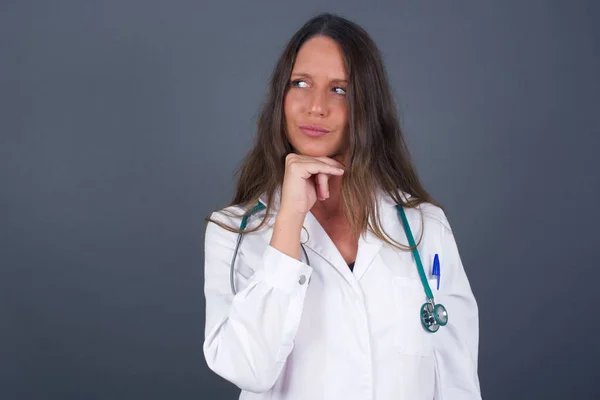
[209,204,247,226]
[204,205,248,244]
[207,200,270,235]
[384,189,452,234]
[418,202,452,233]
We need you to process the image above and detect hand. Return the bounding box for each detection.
[279,153,345,217]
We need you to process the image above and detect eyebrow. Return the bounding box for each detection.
[290,72,348,83]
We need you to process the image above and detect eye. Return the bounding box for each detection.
[332,86,347,95]
[291,79,309,88]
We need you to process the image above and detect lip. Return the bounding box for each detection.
[299,124,331,138]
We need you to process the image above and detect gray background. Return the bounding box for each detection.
[1,0,598,399]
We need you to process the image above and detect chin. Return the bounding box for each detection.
[295,147,339,158]
[291,140,340,158]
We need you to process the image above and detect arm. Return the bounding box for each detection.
[433,213,482,399]
[202,211,312,393]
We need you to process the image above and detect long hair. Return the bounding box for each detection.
[207,12,441,250]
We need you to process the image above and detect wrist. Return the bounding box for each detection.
[275,207,307,228]
[270,209,305,261]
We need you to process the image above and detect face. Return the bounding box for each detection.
[284,35,349,160]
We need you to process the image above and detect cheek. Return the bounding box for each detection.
[284,91,304,119]
[333,101,349,127]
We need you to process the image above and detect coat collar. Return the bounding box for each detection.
[258,187,411,286]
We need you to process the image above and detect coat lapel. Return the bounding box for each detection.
[352,190,403,280]
[352,226,382,281]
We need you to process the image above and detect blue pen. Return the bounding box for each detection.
[432,254,440,290]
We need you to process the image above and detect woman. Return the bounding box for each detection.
[203,13,481,400]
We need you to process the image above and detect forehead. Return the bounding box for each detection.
[292,35,347,77]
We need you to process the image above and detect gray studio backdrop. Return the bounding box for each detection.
[2,1,599,399]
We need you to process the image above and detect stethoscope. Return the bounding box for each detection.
[229,201,448,333]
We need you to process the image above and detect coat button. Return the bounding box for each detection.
[298,275,307,285]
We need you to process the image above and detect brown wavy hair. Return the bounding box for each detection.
[207,12,441,250]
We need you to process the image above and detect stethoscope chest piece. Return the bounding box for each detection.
[420,301,448,333]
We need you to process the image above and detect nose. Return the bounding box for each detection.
[308,89,329,117]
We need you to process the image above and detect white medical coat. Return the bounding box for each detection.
[203,189,481,399]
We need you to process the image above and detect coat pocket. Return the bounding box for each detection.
[392,276,438,356]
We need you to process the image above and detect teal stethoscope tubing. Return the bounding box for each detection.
[229,201,448,332]
[396,205,448,332]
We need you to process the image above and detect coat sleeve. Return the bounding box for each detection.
[433,212,482,399]
[202,211,313,393]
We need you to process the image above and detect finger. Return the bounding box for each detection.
[316,173,330,199]
[289,154,345,169]
[298,163,345,179]
[312,156,346,169]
